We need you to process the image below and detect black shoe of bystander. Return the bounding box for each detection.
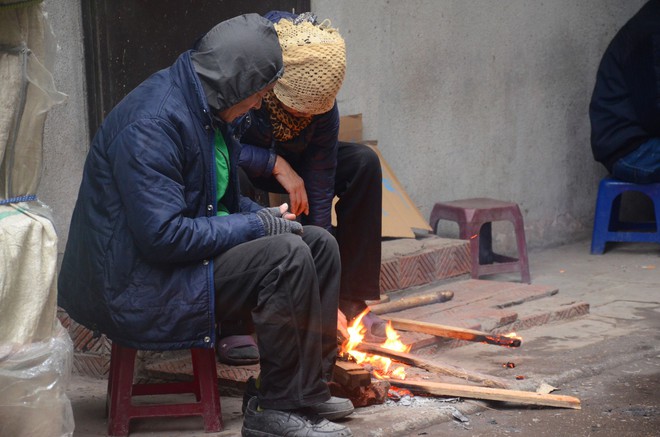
[241,396,353,437]
[242,377,354,421]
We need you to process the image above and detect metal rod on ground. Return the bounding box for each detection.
[385,317,522,348]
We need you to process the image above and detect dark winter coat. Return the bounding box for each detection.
[58,14,282,350]
[239,104,340,230]
[589,0,660,172]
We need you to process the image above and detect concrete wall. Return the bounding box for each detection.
[39,0,647,257]
[312,0,647,251]
[40,0,86,255]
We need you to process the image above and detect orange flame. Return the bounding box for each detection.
[504,332,523,345]
[340,308,411,380]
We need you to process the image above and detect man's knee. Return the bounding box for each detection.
[302,226,339,253]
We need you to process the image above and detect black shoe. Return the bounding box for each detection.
[242,396,353,437]
[303,396,355,421]
[358,311,388,344]
[242,377,355,420]
[339,299,388,343]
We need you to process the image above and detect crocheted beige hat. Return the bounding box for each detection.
[273,19,346,115]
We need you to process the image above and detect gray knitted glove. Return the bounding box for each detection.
[256,207,303,236]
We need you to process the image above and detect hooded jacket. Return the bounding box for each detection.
[58,14,283,350]
[589,0,660,172]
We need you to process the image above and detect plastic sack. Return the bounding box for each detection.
[0,2,67,201]
[0,203,59,345]
[0,320,74,437]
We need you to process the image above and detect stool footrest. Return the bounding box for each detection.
[122,401,208,419]
[131,381,198,397]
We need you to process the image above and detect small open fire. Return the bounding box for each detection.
[339,308,411,380]
[332,312,581,411]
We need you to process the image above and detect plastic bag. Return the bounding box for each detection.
[0,320,75,437]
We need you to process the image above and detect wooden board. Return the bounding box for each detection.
[395,379,581,409]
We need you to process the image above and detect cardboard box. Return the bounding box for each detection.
[337,113,363,143]
[336,115,431,238]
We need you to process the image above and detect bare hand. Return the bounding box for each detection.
[273,155,309,216]
[277,203,296,221]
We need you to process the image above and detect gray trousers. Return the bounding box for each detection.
[213,226,339,410]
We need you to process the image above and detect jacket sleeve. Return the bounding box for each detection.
[110,118,265,264]
[239,195,265,213]
[239,142,277,178]
[298,103,339,230]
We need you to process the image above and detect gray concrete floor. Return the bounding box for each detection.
[65,239,660,437]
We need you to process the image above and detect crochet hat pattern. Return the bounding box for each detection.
[273,18,346,115]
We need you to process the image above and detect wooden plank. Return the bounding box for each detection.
[333,361,372,390]
[394,379,581,409]
[370,290,454,315]
[385,317,522,347]
[356,344,510,389]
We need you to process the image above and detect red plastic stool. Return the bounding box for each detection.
[106,342,222,436]
[430,198,531,283]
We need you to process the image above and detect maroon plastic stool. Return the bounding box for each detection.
[106,342,222,436]
[430,198,531,283]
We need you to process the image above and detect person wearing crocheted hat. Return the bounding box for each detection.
[232,10,387,362]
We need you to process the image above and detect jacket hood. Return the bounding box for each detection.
[191,13,284,111]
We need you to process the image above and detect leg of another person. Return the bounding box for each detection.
[333,142,387,341]
[612,138,660,184]
[334,141,382,304]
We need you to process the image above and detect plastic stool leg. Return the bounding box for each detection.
[191,348,222,432]
[591,181,613,255]
[478,222,494,264]
[107,344,136,437]
[512,213,531,283]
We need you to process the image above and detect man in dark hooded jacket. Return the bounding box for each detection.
[58,14,352,437]
[589,0,660,184]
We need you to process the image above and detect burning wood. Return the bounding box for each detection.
[355,343,510,389]
[333,360,371,390]
[385,317,522,348]
[340,309,410,380]
[333,307,581,413]
[339,309,509,388]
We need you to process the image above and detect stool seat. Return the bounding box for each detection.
[106,342,222,436]
[430,198,531,283]
[590,177,660,254]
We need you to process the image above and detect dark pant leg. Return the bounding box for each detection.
[334,142,382,302]
[612,137,660,184]
[213,227,339,410]
[300,226,341,381]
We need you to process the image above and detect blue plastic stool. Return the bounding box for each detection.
[590,177,660,254]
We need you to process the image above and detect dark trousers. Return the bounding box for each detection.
[245,142,382,302]
[334,142,382,301]
[213,226,339,410]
